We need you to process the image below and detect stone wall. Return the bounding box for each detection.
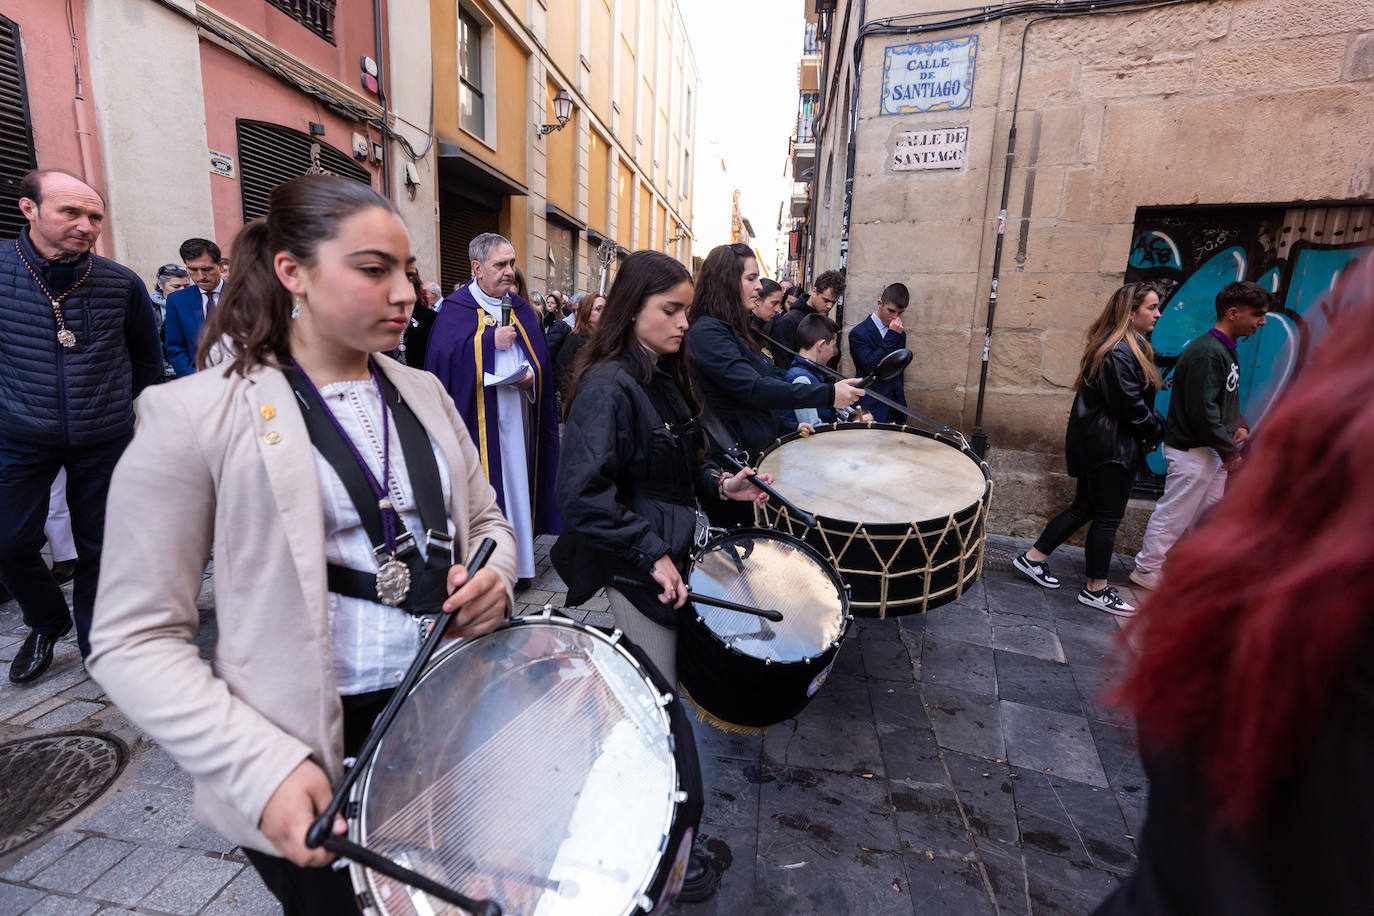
[814,0,1374,537]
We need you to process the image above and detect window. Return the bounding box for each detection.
[236,120,370,222]
[0,14,37,241]
[684,88,692,135]
[459,9,485,140]
[266,0,336,43]
[681,151,690,200]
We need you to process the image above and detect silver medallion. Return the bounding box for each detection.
[376,557,412,606]
[57,328,76,348]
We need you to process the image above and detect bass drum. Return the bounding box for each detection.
[347,613,702,916]
[755,423,992,617]
[679,529,850,731]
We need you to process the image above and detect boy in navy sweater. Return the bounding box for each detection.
[783,315,871,430]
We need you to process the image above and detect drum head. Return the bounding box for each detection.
[756,426,986,525]
[355,620,680,915]
[690,531,846,663]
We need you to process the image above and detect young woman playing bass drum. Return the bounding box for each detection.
[87,175,517,915]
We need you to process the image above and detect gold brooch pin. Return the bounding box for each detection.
[263,431,283,445]
[259,405,276,420]
[482,313,496,327]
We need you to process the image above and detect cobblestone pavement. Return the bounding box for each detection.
[0,535,1148,914]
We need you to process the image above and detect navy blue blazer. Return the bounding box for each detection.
[848,314,908,423]
[163,285,208,377]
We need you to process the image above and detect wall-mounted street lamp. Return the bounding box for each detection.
[539,90,574,136]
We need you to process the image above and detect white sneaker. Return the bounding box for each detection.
[1128,568,1160,590]
[1013,553,1061,589]
[1079,585,1135,617]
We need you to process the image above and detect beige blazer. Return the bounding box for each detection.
[87,357,517,854]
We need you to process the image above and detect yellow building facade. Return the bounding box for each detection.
[429,0,699,296]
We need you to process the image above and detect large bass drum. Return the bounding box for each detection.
[755,423,992,617]
[678,529,850,731]
[346,613,702,915]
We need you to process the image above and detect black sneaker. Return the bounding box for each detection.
[1078,585,1135,617]
[1012,552,1061,589]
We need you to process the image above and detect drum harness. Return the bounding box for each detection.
[285,366,456,617]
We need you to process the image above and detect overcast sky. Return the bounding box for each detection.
[678,0,805,275]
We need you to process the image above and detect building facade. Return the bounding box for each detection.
[802,0,1374,545]
[0,0,403,283]
[429,0,699,298]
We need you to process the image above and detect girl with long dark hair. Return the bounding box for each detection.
[1096,259,1374,914]
[553,289,605,396]
[1013,282,1164,616]
[686,243,864,460]
[87,175,517,915]
[552,249,771,903]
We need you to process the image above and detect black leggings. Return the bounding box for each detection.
[1033,463,1134,582]
[243,689,393,916]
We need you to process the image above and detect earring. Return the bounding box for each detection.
[291,295,301,320]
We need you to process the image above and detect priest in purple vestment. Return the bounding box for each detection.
[425,233,561,581]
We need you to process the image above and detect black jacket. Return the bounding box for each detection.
[552,357,721,626]
[543,318,572,367]
[686,315,834,459]
[768,299,817,370]
[389,303,436,369]
[554,331,588,396]
[1065,339,1165,478]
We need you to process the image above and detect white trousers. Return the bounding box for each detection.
[45,468,78,563]
[607,587,677,690]
[1133,445,1227,575]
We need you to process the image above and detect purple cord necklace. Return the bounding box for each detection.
[290,356,411,605]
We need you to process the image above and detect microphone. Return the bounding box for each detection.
[500,294,512,327]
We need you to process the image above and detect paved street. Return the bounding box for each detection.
[0,535,1146,915]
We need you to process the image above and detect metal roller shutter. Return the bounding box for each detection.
[0,15,37,241]
[235,119,370,223]
[438,192,498,293]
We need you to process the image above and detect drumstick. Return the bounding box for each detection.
[755,329,963,440]
[307,539,502,912]
[323,835,501,916]
[719,453,819,529]
[611,575,784,622]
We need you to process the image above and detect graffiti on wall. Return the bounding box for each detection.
[1125,205,1374,477]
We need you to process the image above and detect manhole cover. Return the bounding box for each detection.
[982,545,1018,572]
[0,731,125,854]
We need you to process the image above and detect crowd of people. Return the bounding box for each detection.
[2,164,1367,915]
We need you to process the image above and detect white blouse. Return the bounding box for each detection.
[313,380,453,695]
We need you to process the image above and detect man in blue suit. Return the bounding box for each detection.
[163,237,224,376]
[848,282,910,424]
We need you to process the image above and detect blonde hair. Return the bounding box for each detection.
[1079,282,1163,391]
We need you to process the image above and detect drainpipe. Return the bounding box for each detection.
[373,0,391,200]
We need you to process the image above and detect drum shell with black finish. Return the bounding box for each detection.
[678,529,850,731]
[755,423,992,618]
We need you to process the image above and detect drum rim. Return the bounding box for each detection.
[756,421,992,532]
[347,612,683,916]
[687,526,852,663]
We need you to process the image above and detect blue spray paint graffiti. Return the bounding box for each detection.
[1125,209,1374,477]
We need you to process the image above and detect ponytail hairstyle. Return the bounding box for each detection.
[689,242,759,350]
[1078,282,1164,391]
[197,175,398,374]
[565,250,698,418]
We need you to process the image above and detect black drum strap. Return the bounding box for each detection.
[285,368,453,611]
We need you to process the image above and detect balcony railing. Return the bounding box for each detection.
[795,91,819,143]
[803,22,822,55]
[267,0,336,43]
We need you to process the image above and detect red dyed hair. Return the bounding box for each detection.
[1113,255,1374,827]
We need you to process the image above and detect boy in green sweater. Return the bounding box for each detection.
[1130,281,1272,590]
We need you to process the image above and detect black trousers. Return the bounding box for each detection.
[1033,462,1134,582]
[243,690,393,916]
[0,433,130,656]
